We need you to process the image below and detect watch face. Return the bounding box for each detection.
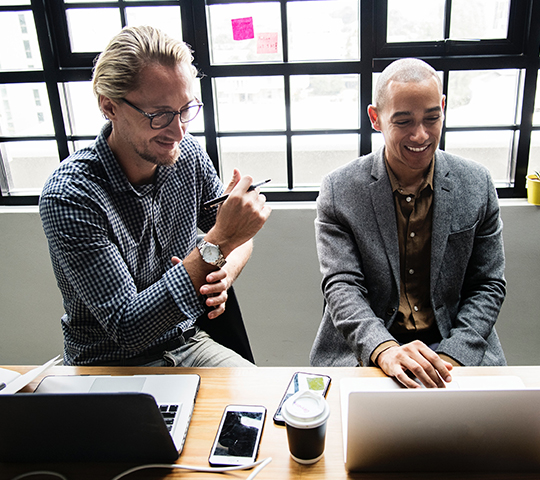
[202,245,220,262]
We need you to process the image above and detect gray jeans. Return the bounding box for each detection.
[142,327,255,368]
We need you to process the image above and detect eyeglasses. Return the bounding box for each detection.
[121,98,203,129]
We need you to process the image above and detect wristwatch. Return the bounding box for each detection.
[197,239,226,268]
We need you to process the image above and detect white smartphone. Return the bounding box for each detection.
[208,404,266,467]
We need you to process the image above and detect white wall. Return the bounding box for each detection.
[0,201,539,366]
[0,208,64,364]
[495,201,540,365]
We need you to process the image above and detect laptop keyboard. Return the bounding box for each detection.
[159,404,179,431]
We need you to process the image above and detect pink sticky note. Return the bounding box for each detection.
[257,32,278,54]
[231,17,254,41]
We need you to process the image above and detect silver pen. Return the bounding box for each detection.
[203,179,271,209]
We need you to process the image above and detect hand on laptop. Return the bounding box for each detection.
[377,340,453,388]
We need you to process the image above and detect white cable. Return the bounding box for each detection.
[110,456,273,480]
[246,457,273,480]
[9,457,273,480]
[11,472,69,480]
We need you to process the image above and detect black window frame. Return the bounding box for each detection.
[1,0,539,205]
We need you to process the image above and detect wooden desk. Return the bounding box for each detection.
[3,365,540,480]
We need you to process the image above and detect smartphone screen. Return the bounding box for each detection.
[208,404,266,466]
[273,371,331,425]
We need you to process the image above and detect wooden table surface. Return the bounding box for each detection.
[3,365,540,480]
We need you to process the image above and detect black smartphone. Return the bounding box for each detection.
[208,404,266,467]
[273,371,331,425]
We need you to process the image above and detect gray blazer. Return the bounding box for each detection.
[310,148,507,367]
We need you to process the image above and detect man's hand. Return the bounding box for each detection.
[200,269,229,319]
[206,170,271,256]
[171,257,230,319]
[178,169,269,310]
[376,340,453,388]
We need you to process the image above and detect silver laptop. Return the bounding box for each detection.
[341,376,540,472]
[27,373,200,461]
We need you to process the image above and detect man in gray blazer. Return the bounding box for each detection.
[310,58,506,388]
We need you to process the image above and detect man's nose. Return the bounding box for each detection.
[410,123,429,142]
[165,114,187,139]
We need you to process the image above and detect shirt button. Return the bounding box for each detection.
[414,306,419,312]
[406,196,412,202]
[409,269,415,275]
[410,232,416,238]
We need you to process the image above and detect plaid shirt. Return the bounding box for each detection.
[40,123,223,365]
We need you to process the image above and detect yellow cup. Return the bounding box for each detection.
[526,175,540,205]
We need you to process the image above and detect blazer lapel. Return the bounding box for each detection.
[369,150,401,289]
[431,151,453,288]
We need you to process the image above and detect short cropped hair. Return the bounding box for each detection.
[92,25,197,111]
[374,58,442,111]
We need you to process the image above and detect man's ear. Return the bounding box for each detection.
[367,105,382,132]
[100,96,117,121]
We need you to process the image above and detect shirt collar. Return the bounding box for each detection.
[384,154,435,196]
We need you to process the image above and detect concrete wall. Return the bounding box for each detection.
[0,201,539,366]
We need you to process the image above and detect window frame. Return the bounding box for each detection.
[375,0,531,57]
[1,0,539,205]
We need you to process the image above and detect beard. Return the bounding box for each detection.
[131,138,180,168]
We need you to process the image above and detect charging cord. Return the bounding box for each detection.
[10,457,273,480]
[11,473,68,480]
[111,457,273,480]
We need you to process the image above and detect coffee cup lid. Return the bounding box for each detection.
[281,390,330,428]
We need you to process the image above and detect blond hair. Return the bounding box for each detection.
[92,25,197,110]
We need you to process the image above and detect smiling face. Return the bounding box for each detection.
[368,76,445,183]
[101,62,196,183]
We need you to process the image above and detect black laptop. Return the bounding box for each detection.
[0,373,200,463]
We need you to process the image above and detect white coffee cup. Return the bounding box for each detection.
[281,389,330,464]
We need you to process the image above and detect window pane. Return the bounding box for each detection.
[387,0,444,43]
[290,74,359,130]
[446,69,521,127]
[0,83,53,136]
[207,2,282,65]
[218,136,287,187]
[213,76,285,132]
[292,134,358,186]
[372,132,384,152]
[533,72,540,126]
[193,135,206,153]
[0,11,42,71]
[450,0,510,40]
[287,0,359,62]
[528,132,540,177]
[444,130,515,184]
[66,8,121,53]
[188,79,204,134]
[61,82,104,137]
[0,140,59,194]
[68,140,93,156]
[126,6,182,42]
